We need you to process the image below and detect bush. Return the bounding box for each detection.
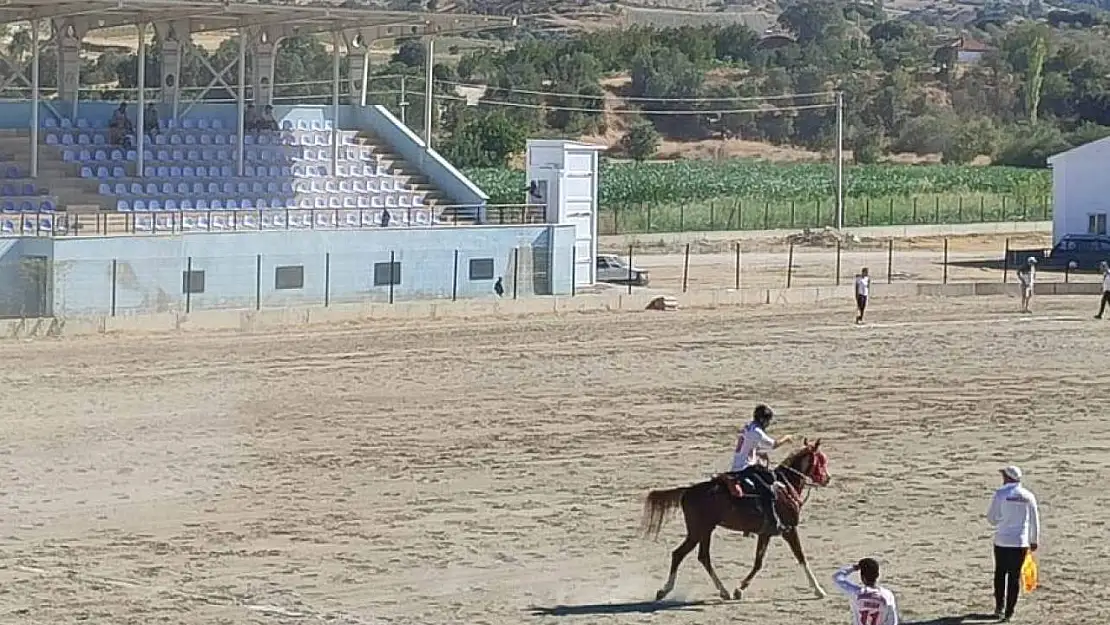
[993,124,1070,168]
[622,120,661,161]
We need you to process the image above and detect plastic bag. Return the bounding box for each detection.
[1021,552,1038,593]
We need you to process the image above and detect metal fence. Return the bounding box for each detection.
[607,235,1089,294]
[601,194,1052,235]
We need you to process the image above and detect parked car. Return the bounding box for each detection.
[597,254,650,286]
[1010,234,1110,271]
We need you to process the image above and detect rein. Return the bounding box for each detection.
[775,461,824,506]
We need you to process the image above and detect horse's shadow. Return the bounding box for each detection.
[904,613,999,625]
[528,599,706,616]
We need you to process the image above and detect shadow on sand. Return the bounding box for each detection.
[528,599,707,616]
[904,613,999,625]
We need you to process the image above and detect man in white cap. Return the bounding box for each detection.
[986,465,1040,622]
[1017,258,1036,314]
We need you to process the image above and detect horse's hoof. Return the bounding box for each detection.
[655,589,668,601]
[732,588,743,601]
[813,588,827,599]
[719,590,731,601]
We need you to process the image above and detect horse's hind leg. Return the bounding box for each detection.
[782,528,826,598]
[696,531,731,600]
[734,533,770,600]
[655,533,697,601]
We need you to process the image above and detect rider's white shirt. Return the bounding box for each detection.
[730,421,775,472]
[833,566,899,625]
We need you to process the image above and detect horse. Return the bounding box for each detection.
[640,438,831,602]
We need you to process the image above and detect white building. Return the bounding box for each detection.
[1046,136,1110,245]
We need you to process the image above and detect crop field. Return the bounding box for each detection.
[467,161,1052,234]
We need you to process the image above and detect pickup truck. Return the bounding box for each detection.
[597,254,650,286]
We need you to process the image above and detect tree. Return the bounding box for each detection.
[622,120,661,161]
[439,112,526,168]
[393,39,427,68]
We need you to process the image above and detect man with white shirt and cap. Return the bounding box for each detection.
[987,465,1041,622]
[832,557,899,625]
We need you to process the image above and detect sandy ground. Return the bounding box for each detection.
[1,293,1109,624]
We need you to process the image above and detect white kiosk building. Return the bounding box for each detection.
[525,139,604,287]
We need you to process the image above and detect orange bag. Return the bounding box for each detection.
[1021,552,1038,593]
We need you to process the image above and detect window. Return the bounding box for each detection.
[469,258,495,281]
[1088,213,1107,236]
[182,270,205,294]
[373,261,401,286]
[274,265,304,290]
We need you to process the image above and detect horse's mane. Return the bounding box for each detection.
[777,443,814,469]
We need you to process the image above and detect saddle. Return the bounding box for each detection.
[716,473,804,527]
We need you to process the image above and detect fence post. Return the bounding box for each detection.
[710,202,715,230]
[627,244,634,295]
[734,242,741,290]
[739,200,744,230]
[452,249,459,301]
[646,203,652,233]
[682,243,690,293]
[1003,238,1010,284]
[835,240,842,286]
[886,239,893,284]
[865,198,870,226]
[185,256,192,314]
[980,197,985,222]
[958,196,963,222]
[912,197,918,223]
[110,259,117,317]
[1002,196,1008,220]
[934,196,940,223]
[786,242,794,288]
[789,200,795,228]
[389,250,396,304]
[512,247,519,300]
[255,254,261,310]
[763,202,769,230]
[1065,263,1071,284]
[679,204,685,232]
[888,197,894,225]
[570,245,576,297]
[943,237,949,284]
[816,199,822,227]
[324,253,330,307]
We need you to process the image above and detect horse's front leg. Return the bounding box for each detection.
[782,528,826,598]
[733,533,771,600]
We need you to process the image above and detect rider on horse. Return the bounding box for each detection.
[728,404,793,534]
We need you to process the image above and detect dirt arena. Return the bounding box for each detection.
[2,292,1109,625]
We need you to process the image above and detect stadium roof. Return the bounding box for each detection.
[0,0,516,37]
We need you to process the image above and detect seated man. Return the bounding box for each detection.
[728,404,794,533]
[244,103,261,132]
[108,102,134,148]
[143,103,160,137]
[259,105,280,131]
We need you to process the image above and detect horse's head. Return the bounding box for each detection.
[779,438,830,488]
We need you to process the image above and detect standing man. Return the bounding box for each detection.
[1095,261,1110,319]
[855,267,870,325]
[1017,257,1036,314]
[832,557,899,625]
[987,465,1041,622]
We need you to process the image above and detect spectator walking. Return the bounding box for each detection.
[494,277,504,297]
[1017,258,1036,314]
[855,267,870,324]
[1095,261,1110,319]
[987,465,1040,622]
[108,103,133,148]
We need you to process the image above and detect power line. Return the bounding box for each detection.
[433,78,836,104]
[411,90,837,115]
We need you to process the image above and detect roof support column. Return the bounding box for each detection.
[341,32,369,107]
[54,19,88,122]
[237,26,246,177]
[249,28,278,107]
[30,19,40,179]
[423,37,434,150]
[331,30,341,174]
[154,21,189,121]
[136,22,147,180]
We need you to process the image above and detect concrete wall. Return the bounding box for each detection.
[0,237,53,318]
[38,225,574,316]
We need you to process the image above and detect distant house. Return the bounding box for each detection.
[952,36,993,64]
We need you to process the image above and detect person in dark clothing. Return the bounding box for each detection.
[1095,261,1110,319]
[494,277,504,297]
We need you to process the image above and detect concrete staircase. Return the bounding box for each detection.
[0,130,106,213]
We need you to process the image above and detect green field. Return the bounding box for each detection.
[465,161,1052,234]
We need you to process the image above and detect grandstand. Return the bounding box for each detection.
[0,0,530,235]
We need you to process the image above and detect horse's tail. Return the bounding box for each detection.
[640,486,688,540]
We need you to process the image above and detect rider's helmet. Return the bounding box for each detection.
[753,404,774,427]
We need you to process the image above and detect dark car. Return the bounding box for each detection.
[1041,234,1110,271]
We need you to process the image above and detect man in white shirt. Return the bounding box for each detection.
[729,404,793,533]
[855,267,870,324]
[1094,261,1110,319]
[832,558,899,625]
[1017,258,1036,314]
[987,465,1040,622]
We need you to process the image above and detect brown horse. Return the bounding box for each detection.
[640,439,831,601]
